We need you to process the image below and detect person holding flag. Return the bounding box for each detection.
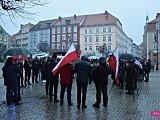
[52,44,81,103]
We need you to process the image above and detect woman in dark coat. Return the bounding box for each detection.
[5,57,22,106]
[125,60,136,95]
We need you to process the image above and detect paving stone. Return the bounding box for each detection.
[0,62,160,120]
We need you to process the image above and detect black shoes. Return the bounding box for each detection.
[93,104,100,108]
[68,103,73,106]
[54,99,59,103]
[77,105,80,108]
[15,102,23,105]
[82,105,87,109]
[103,104,107,107]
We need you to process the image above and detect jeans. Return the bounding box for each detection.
[60,84,72,105]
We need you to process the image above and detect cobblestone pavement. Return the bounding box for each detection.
[0,62,160,120]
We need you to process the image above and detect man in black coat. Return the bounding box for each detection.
[31,57,40,83]
[48,54,59,102]
[74,56,92,109]
[4,57,22,106]
[24,57,32,85]
[92,57,111,108]
[144,59,151,82]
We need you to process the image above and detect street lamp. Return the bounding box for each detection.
[154,31,159,70]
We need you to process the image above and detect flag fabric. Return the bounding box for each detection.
[52,44,80,75]
[106,50,110,58]
[108,47,119,84]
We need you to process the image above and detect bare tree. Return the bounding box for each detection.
[37,42,49,53]
[0,0,51,23]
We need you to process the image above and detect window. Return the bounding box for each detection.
[73,34,77,41]
[108,27,111,32]
[89,37,92,42]
[108,45,111,50]
[108,36,111,41]
[89,46,92,50]
[96,28,99,33]
[89,29,92,33]
[68,34,71,41]
[68,26,71,33]
[84,29,87,34]
[57,43,61,49]
[57,35,60,42]
[108,36,112,41]
[85,46,87,50]
[62,35,66,40]
[62,27,66,33]
[153,43,157,49]
[84,37,87,42]
[0,30,3,34]
[102,36,106,42]
[74,26,77,32]
[57,27,60,34]
[96,46,99,50]
[52,44,55,49]
[96,36,99,42]
[62,42,66,49]
[103,28,106,33]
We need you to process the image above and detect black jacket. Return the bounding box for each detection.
[74,60,92,84]
[93,63,111,85]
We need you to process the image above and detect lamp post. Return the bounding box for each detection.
[154,31,159,70]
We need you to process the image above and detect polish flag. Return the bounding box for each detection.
[108,47,119,84]
[52,44,80,75]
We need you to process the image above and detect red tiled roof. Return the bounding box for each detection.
[53,15,86,26]
[147,13,160,31]
[81,12,118,26]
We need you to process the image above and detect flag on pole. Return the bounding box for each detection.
[108,47,119,84]
[52,44,80,75]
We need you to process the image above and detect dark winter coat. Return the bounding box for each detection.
[48,58,59,80]
[5,62,22,85]
[93,63,111,85]
[74,59,92,84]
[125,63,136,83]
[144,61,151,73]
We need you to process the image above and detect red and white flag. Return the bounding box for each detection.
[108,47,119,84]
[52,44,80,75]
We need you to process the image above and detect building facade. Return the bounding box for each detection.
[142,13,160,63]
[14,23,34,49]
[28,19,57,55]
[80,11,133,56]
[50,15,86,53]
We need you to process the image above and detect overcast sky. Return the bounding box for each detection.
[1,0,160,45]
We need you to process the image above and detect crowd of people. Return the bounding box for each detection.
[2,54,152,109]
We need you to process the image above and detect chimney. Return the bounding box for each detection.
[74,14,77,20]
[59,16,62,22]
[104,11,108,20]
